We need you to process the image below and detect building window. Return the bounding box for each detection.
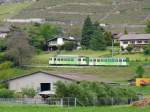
[144,40,149,44]
[131,41,135,44]
[123,41,128,44]
[137,40,142,43]
[40,83,51,91]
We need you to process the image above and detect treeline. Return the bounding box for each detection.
[55,81,138,106]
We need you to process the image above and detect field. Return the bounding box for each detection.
[14,0,150,32]
[0,2,31,22]
[0,105,150,112]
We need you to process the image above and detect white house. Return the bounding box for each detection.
[0,26,10,38]
[119,34,150,51]
[48,36,76,50]
[5,71,101,97]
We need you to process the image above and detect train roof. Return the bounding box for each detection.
[52,55,87,58]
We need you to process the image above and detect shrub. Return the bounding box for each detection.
[135,65,145,78]
[55,81,137,106]
[61,42,77,51]
[0,89,14,98]
[0,61,13,70]
[126,45,133,53]
[144,43,150,55]
[21,87,36,98]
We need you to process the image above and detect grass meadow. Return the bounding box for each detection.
[0,105,150,112]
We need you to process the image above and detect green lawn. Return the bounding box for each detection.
[130,86,150,96]
[0,105,149,112]
[0,2,31,21]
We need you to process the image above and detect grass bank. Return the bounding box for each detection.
[0,105,149,112]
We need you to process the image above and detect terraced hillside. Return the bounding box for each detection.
[0,2,31,22]
[14,0,150,32]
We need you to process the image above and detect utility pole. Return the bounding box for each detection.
[112,38,114,57]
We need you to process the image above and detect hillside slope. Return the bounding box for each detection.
[0,2,31,22]
[14,0,150,32]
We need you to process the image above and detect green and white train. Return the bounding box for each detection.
[49,55,129,66]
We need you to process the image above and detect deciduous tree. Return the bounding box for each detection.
[6,27,35,66]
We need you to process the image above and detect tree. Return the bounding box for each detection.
[136,65,145,78]
[28,24,61,50]
[81,16,93,48]
[145,20,150,33]
[144,42,150,55]
[126,44,133,53]
[104,31,113,46]
[6,27,35,66]
[90,29,107,51]
[124,27,128,34]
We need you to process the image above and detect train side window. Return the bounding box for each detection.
[61,59,63,61]
[78,59,81,61]
[97,59,100,62]
[54,58,56,61]
[94,59,96,62]
[57,58,60,61]
[83,59,86,61]
[90,59,93,62]
[119,59,122,62]
[64,58,67,61]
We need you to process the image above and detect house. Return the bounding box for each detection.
[0,26,10,38]
[119,34,150,51]
[4,71,101,97]
[48,36,77,50]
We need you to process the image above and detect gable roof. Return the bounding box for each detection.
[48,36,76,42]
[119,34,150,41]
[4,71,76,82]
[3,71,103,83]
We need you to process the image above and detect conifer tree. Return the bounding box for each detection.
[81,16,93,48]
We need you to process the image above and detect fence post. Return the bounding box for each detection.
[74,98,77,107]
[111,97,114,106]
[60,98,63,107]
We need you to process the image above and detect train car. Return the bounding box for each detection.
[89,57,128,66]
[49,55,129,66]
[49,55,89,66]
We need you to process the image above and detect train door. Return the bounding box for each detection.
[85,57,90,65]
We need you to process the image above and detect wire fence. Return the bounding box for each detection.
[0,97,139,107]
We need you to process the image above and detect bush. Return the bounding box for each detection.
[55,81,137,106]
[0,89,14,98]
[21,87,36,98]
[0,39,7,52]
[126,45,133,53]
[61,42,77,51]
[144,43,150,55]
[0,61,13,70]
